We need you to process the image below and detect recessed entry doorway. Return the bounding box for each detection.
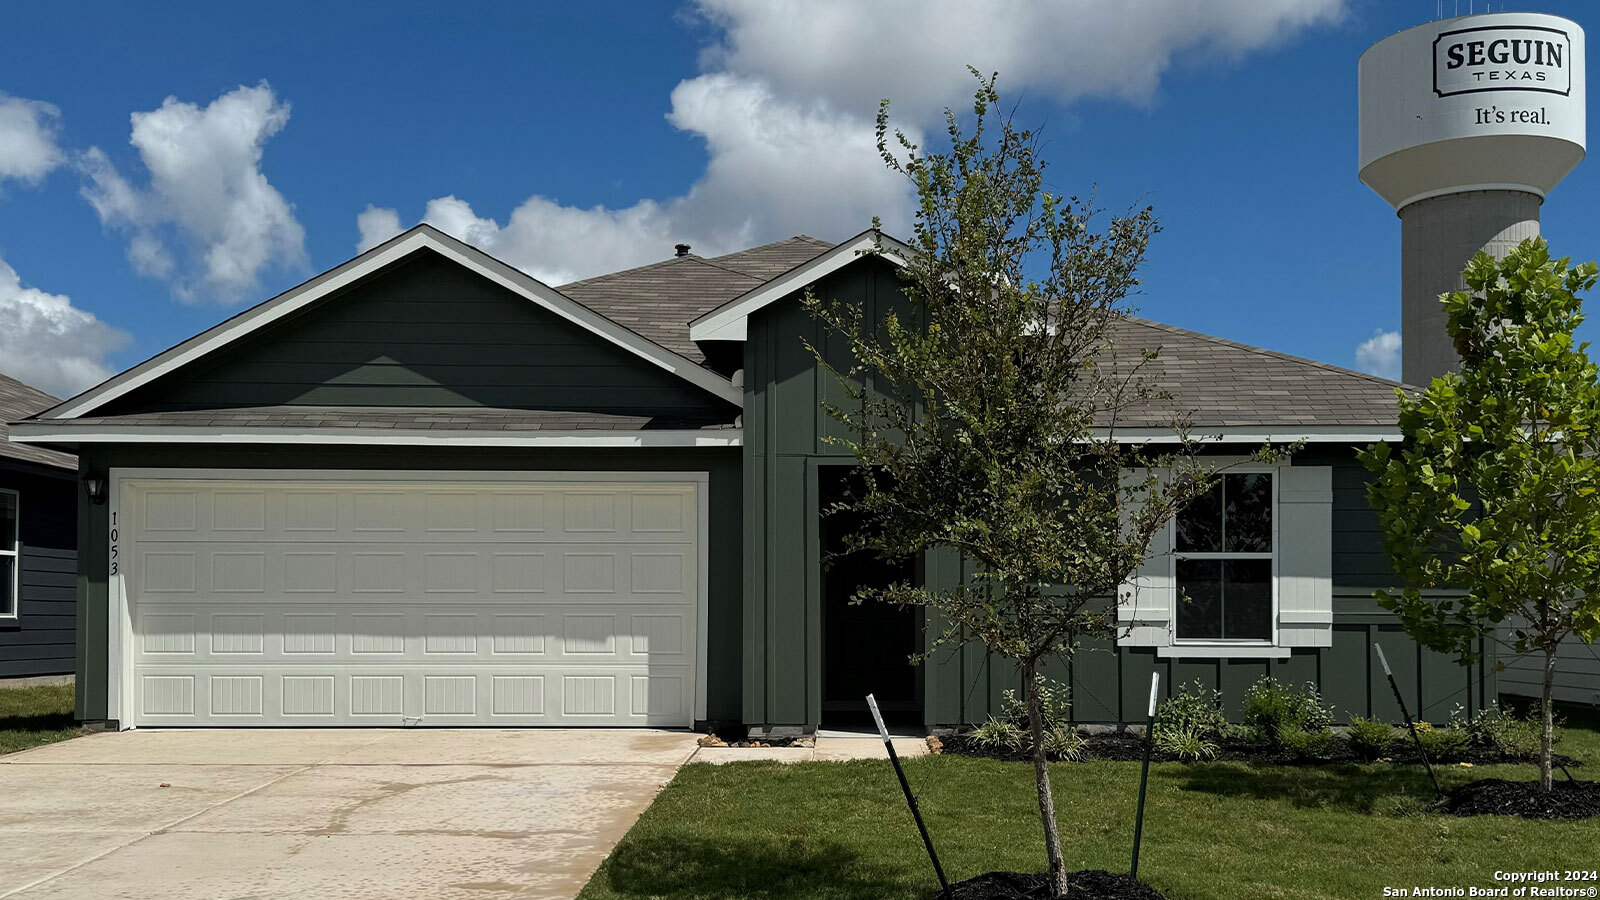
[818,466,923,732]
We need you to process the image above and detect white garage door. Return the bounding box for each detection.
[123,475,699,727]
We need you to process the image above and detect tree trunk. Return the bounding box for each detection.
[1540,643,1557,792]
[1023,659,1069,898]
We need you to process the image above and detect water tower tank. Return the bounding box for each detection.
[1359,12,1586,385]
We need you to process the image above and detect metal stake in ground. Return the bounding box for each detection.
[1374,643,1442,799]
[1131,672,1159,880]
[867,693,949,898]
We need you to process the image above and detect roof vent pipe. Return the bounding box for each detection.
[674,243,691,257]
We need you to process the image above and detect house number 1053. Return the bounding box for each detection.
[109,511,119,576]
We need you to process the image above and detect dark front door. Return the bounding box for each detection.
[819,466,921,726]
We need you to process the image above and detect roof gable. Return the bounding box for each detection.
[689,230,913,342]
[95,250,737,425]
[41,225,741,421]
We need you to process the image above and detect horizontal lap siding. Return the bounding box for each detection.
[1499,632,1600,706]
[1,468,77,678]
[100,251,736,420]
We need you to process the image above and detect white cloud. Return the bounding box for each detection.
[357,0,1345,281]
[0,256,130,397]
[356,204,403,253]
[81,82,306,304]
[695,0,1348,119]
[1356,329,1401,381]
[386,75,914,284]
[0,93,64,184]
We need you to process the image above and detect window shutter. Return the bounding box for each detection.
[1276,466,1333,648]
[1118,469,1173,648]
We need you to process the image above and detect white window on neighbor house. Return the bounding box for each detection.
[1172,472,1276,644]
[0,489,16,619]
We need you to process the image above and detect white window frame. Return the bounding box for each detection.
[1170,466,1279,648]
[0,488,18,620]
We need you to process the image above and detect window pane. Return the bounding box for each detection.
[0,492,14,551]
[1175,558,1222,640]
[1223,558,1272,640]
[0,556,13,616]
[1176,482,1223,552]
[1224,473,1272,553]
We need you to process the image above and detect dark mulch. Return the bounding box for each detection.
[1439,778,1600,820]
[940,869,1169,900]
[940,732,1580,768]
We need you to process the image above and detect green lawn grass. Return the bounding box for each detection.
[0,684,82,754]
[579,707,1600,900]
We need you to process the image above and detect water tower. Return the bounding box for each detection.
[1360,12,1586,385]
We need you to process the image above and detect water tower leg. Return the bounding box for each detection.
[1399,189,1542,386]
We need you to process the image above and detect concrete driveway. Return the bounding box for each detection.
[0,729,699,900]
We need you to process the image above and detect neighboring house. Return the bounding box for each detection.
[1500,634,1600,709]
[0,374,78,680]
[10,225,1494,733]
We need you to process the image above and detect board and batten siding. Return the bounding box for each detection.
[72,445,743,727]
[0,464,78,678]
[98,250,737,423]
[742,256,1496,730]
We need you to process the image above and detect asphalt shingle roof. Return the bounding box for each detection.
[20,233,1409,439]
[1104,318,1410,428]
[0,374,74,469]
[705,236,835,280]
[557,236,835,364]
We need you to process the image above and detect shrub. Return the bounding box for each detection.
[1042,724,1086,761]
[1157,680,1227,744]
[1280,726,1339,761]
[1450,703,1551,759]
[1412,721,1469,762]
[998,676,1072,734]
[1153,720,1218,762]
[1241,677,1335,746]
[1348,716,1398,761]
[969,716,1025,752]
[968,675,1074,757]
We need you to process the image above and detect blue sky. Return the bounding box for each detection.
[0,0,1595,398]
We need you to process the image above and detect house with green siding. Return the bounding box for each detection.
[8,224,1494,735]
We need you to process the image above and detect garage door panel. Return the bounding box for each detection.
[131,542,693,600]
[132,664,693,725]
[131,483,692,543]
[127,478,699,726]
[134,603,696,665]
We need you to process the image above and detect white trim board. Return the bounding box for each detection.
[105,467,713,728]
[688,229,914,342]
[45,225,742,420]
[1095,426,1401,444]
[12,424,741,449]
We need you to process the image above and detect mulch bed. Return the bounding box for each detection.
[940,869,1168,900]
[1439,778,1600,820]
[938,732,1579,768]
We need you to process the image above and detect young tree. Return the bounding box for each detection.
[805,72,1247,897]
[1362,238,1600,791]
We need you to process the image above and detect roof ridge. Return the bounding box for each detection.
[558,253,716,289]
[684,255,767,281]
[1122,315,1418,392]
[707,234,834,262]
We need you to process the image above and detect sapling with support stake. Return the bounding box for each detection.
[867,693,949,899]
[1130,672,1158,880]
[1375,643,1442,799]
